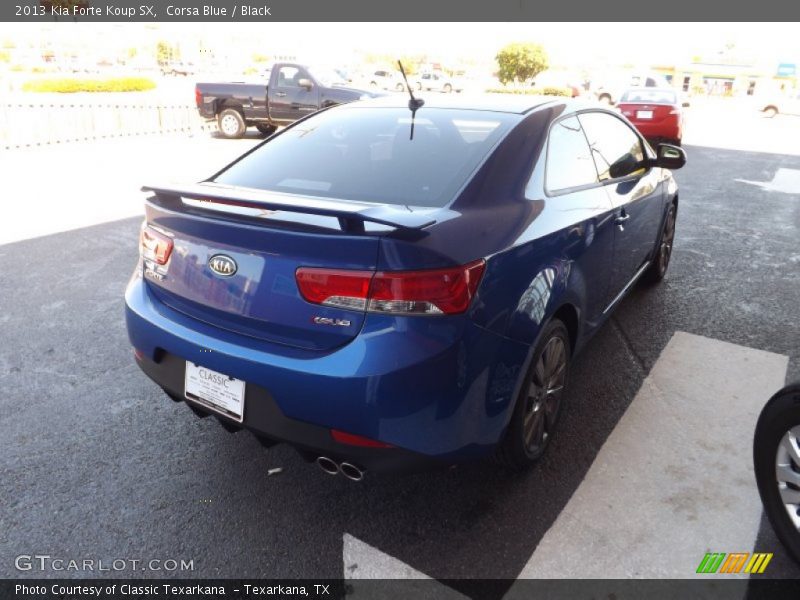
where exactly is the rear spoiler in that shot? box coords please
[141,182,437,233]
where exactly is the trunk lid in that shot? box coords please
[619,103,676,123]
[141,184,435,351]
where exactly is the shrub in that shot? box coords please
[21,77,156,93]
[495,42,549,85]
[539,86,572,97]
[486,86,572,97]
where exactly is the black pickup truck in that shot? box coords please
[195,63,379,139]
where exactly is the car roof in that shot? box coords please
[350,93,575,115]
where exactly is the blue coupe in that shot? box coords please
[125,94,685,479]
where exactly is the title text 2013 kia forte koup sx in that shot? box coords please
[125,95,685,478]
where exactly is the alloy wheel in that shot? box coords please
[658,206,676,275]
[523,335,567,455]
[775,426,800,529]
[221,114,240,136]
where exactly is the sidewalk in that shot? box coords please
[0,132,261,245]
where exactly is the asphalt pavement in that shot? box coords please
[1,130,799,593]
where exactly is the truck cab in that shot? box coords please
[196,62,379,139]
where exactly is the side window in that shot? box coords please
[646,77,657,87]
[276,66,304,88]
[579,112,645,181]
[544,115,599,194]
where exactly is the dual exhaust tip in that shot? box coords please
[316,456,365,481]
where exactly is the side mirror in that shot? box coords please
[297,78,313,91]
[608,152,642,178]
[654,143,686,170]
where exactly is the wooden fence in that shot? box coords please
[0,103,218,149]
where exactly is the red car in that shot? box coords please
[617,88,685,146]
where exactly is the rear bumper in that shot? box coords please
[631,119,682,141]
[125,277,529,472]
[135,351,432,473]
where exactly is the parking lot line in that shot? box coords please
[343,533,468,598]
[512,331,788,580]
[736,167,800,194]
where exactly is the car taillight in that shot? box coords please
[669,108,681,115]
[295,268,373,310]
[295,259,485,316]
[194,86,202,107]
[139,224,173,265]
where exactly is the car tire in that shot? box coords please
[217,108,246,139]
[395,83,405,92]
[443,83,453,93]
[255,123,277,137]
[370,81,378,89]
[496,319,570,471]
[643,202,677,284]
[754,383,800,566]
[416,82,422,91]
[598,93,612,105]
[763,106,778,118]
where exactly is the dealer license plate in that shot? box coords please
[184,362,245,422]
[636,110,654,119]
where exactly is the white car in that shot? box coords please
[366,70,406,92]
[594,73,671,105]
[417,72,462,93]
[760,92,800,118]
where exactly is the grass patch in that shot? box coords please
[22,77,157,93]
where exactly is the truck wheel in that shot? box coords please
[255,124,277,137]
[217,108,246,139]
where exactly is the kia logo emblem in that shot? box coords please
[208,254,237,277]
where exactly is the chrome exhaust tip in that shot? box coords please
[339,462,365,482]
[316,456,340,476]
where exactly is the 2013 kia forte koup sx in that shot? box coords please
[126,95,685,479]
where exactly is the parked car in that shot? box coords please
[617,88,686,146]
[594,73,671,105]
[417,71,462,93]
[195,62,380,139]
[127,95,685,478]
[366,69,407,92]
[754,382,800,565]
[162,61,196,77]
[760,91,800,118]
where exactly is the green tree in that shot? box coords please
[495,42,549,86]
[397,56,423,76]
[156,41,173,65]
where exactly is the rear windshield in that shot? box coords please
[213,106,516,207]
[620,89,677,104]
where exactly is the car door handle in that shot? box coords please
[274,92,287,98]
[615,213,630,225]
